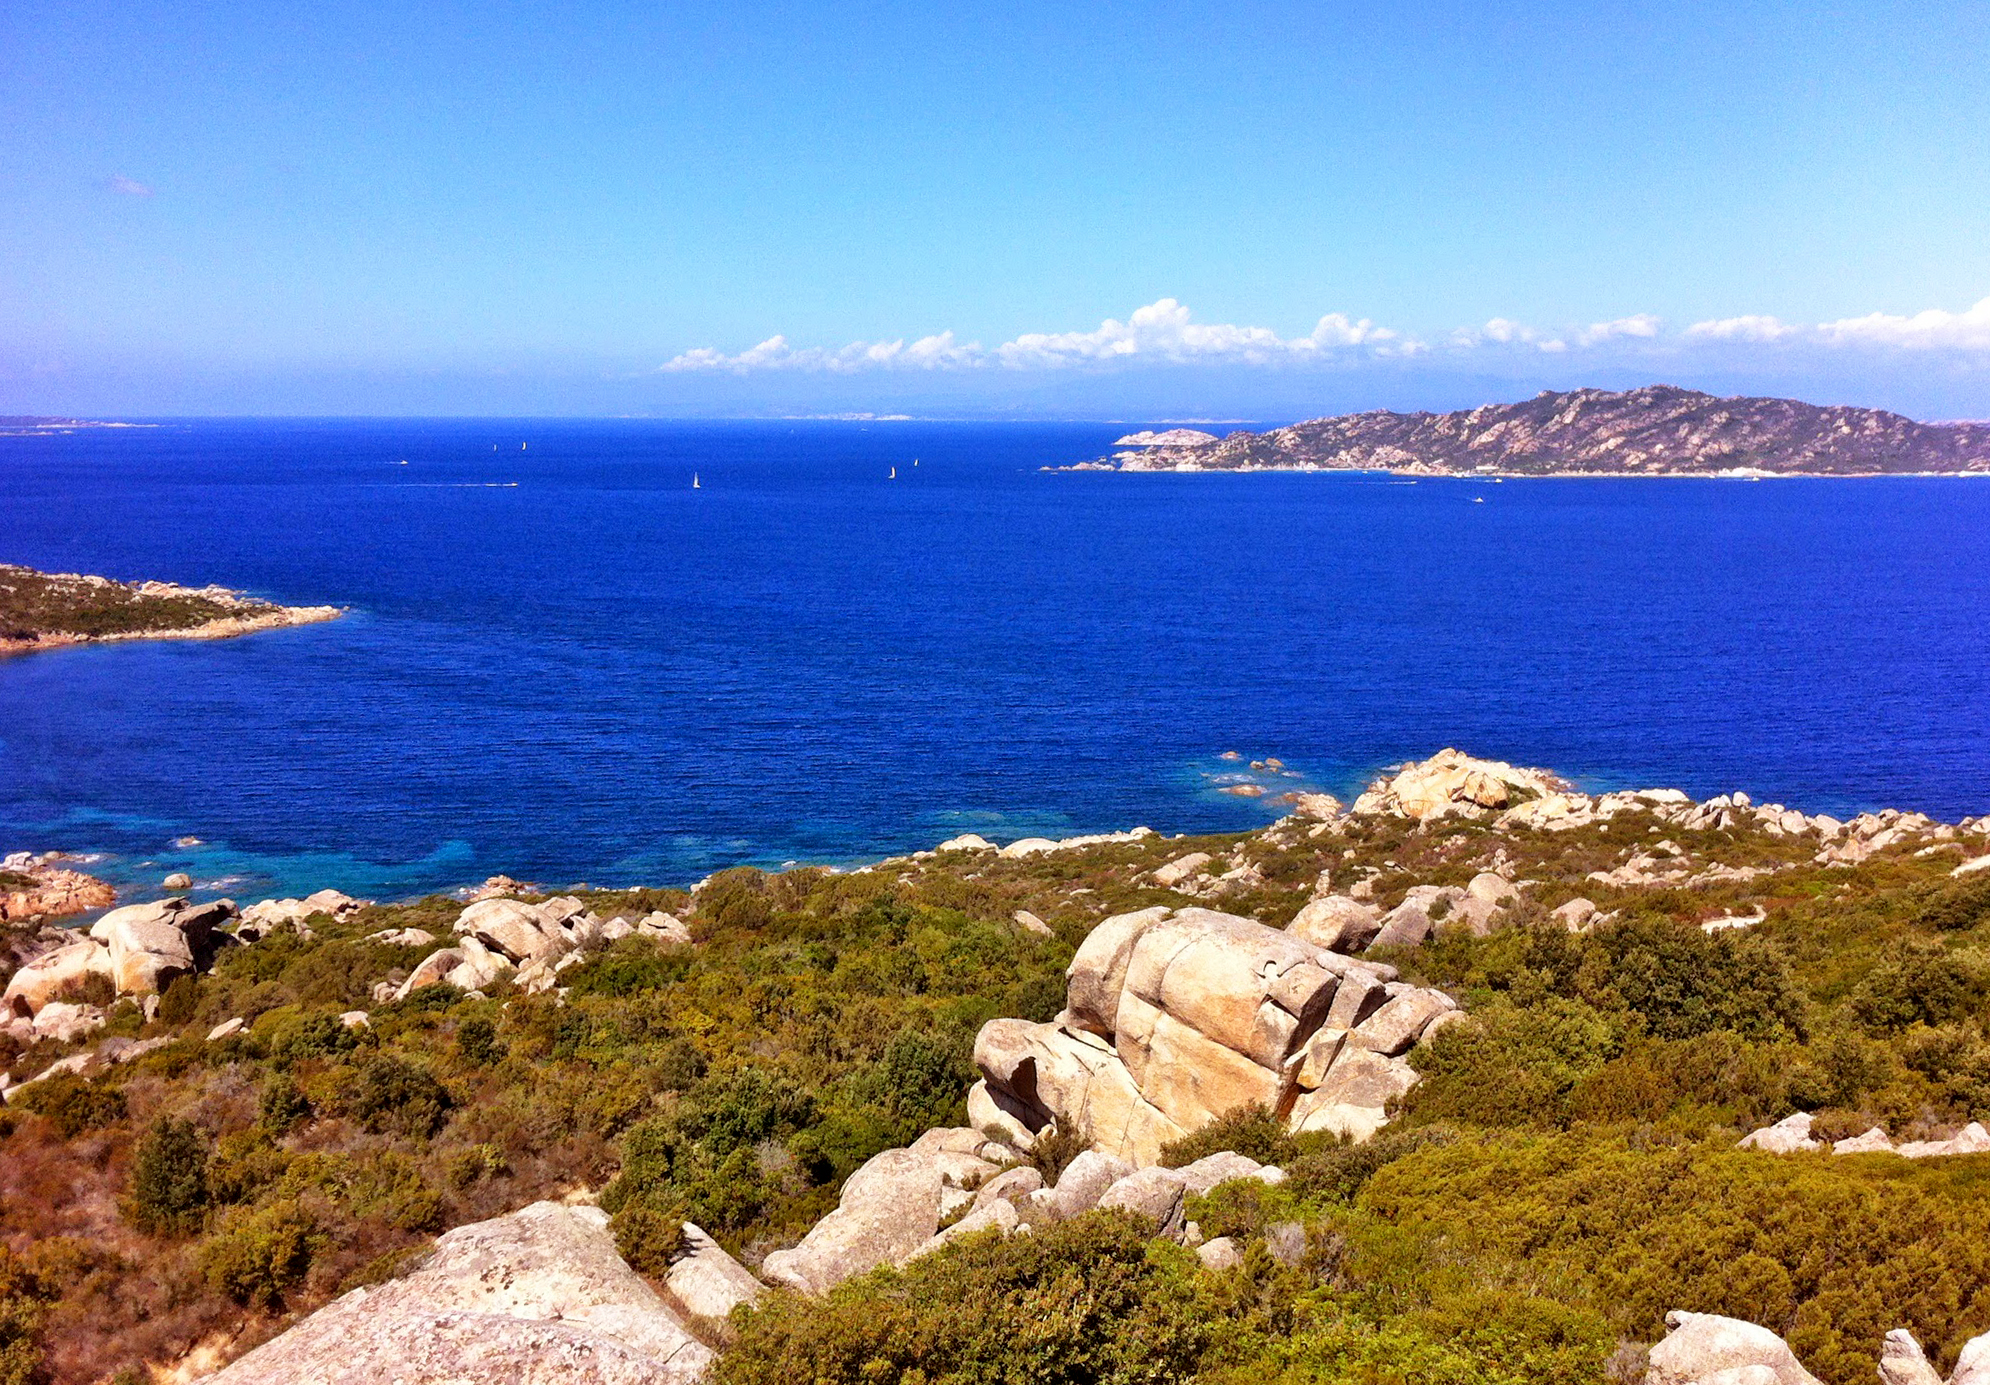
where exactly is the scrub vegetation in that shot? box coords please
[4,800,1990,1383]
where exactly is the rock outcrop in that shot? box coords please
[0,852,115,922]
[4,896,236,1022]
[1349,749,1564,822]
[91,897,230,994]
[1646,1310,1824,1385]
[759,1127,1014,1294]
[758,1128,1293,1299]
[1737,1112,1990,1160]
[237,889,367,940]
[199,1201,712,1384]
[665,1224,763,1320]
[1645,1314,1990,1385]
[971,905,1452,1163]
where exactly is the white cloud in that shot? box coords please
[1816,297,1990,351]
[657,293,1990,375]
[1684,315,1796,342]
[992,298,1395,368]
[106,175,153,198]
[1453,318,1566,352]
[1576,314,1661,346]
[659,299,1399,374]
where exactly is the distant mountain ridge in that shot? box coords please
[1106,385,1990,476]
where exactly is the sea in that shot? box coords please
[3,418,1988,906]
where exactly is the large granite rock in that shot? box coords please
[2,898,239,1014]
[1737,1113,1821,1153]
[2,940,114,1017]
[1953,1330,1990,1385]
[665,1223,763,1320]
[1645,1310,1823,1385]
[198,1201,711,1384]
[1349,749,1564,823]
[89,898,233,995]
[1878,1329,1945,1385]
[1042,1150,1135,1220]
[1096,1167,1187,1239]
[237,889,367,940]
[1286,895,1383,953]
[759,1132,1004,1294]
[975,907,1451,1164]
[455,898,577,965]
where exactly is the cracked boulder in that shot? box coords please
[975,907,1454,1164]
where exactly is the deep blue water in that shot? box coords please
[3,419,1988,904]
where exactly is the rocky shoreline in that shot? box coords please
[0,562,342,657]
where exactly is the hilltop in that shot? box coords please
[1093,386,1990,476]
[4,750,1990,1384]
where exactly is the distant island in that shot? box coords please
[0,417,149,437]
[1075,385,1990,476]
[0,563,341,656]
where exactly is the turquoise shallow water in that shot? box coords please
[3,419,1988,903]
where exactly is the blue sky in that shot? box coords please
[4,0,1989,417]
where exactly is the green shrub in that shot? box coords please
[1405,997,1622,1127]
[157,974,201,1026]
[1284,1127,1453,1204]
[197,1199,325,1310]
[1590,917,1808,1041]
[697,869,774,933]
[258,1074,313,1132]
[396,982,465,1013]
[50,972,116,1008]
[1917,877,1990,933]
[865,1027,970,1129]
[1209,1295,1614,1385]
[1161,1104,1298,1168]
[716,1212,1223,1385]
[1356,1128,1990,1385]
[12,1073,126,1137]
[0,1246,51,1385]
[565,939,692,998]
[1850,943,1990,1032]
[610,1201,684,1277]
[345,1058,453,1138]
[455,1014,503,1066]
[257,1008,361,1067]
[1024,1123,1086,1186]
[679,1067,815,1156]
[123,1118,209,1235]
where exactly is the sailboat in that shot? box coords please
[890,466,897,480]
[692,473,701,489]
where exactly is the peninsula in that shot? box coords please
[0,563,342,656]
[1082,385,1990,476]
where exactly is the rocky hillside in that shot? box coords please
[5,750,1990,1384]
[0,563,341,656]
[1099,385,1990,476]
